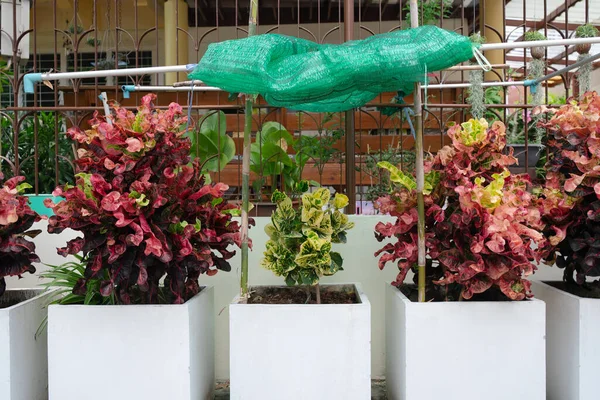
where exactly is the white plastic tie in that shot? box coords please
[472,46,493,72]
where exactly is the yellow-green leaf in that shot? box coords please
[377,161,416,190]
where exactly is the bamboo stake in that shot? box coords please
[240,0,259,299]
[410,0,426,303]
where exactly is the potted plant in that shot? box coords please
[43,94,243,400]
[229,188,370,399]
[532,92,600,400]
[574,24,598,55]
[375,118,546,400]
[525,31,547,60]
[0,174,50,400]
[506,107,548,170]
[0,112,73,216]
[250,121,311,216]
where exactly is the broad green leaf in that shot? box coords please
[192,111,235,173]
[377,161,416,190]
[199,111,227,137]
[260,121,294,146]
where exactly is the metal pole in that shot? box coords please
[480,36,600,51]
[23,64,198,93]
[240,0,259,300]
[121,84,222,98]
[424,81,526,90]
[344,0,356,214]
[122,85,221,92]
[426,51,600,90]
[409,0,426,303]
[526,50,600,87]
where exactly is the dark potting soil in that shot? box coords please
[546,281,600,299]
[0,290,39,309]
[0,298,21,309]
[247,285,359,304]
[399,284,518,302]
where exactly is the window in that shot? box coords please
[67,51,153,86]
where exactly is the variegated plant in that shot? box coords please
[262,187,354,301]
[374,118,547,301]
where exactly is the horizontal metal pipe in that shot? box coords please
[480,36,600,51]
[23,64,198,93]
[444,64,510,71]
[5,104,243,111]
[527,51,600,86]
[424,81,524,90]
[122,85,222,92]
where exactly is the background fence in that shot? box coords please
[0,0,598,213]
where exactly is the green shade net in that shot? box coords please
[189,25,475,112]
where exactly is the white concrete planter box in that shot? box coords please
[0,289,50,400]
[48,286,214,400]
[229,283,371,400]
[386,285,546,400]
[532,281,600,400]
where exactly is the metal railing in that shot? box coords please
[0,0,596,214]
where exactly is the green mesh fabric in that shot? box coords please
[189,25,474,112]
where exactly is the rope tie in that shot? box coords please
[472,46,493,72]
[403,107,416,140]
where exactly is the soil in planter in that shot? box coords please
[0,290,39,309]
[546,281,600,299]
[399,284,518,302]
[248,285,359,304]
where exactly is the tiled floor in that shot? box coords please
[214,380,387,399]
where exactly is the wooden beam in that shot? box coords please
[505,19,599,32]
[511,0,582,43]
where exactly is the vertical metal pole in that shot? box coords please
[240,0,259,299]
[409,0,426,303]
[344,0,356,214]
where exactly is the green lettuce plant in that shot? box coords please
[261,187,354,303]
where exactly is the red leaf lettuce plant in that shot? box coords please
[374,118,546,301]
[0,174,41,297]
[538,92,600,289]
[45,94,245,304]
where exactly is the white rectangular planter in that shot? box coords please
[386,285,546,400]
[230,283,371,400]
[48,286,214,400]
[532,281,600,400]
[0,289,50,400]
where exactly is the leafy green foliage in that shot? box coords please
[0,59,13,94]
[575,24,599,38]
[360,145,415,203]
[188,110,236,173]
[1,112,74,194]
[524,31,547,41]
[262,188,354,286]
[404,0,453,26]
[294,113,344,179]
[35,255,115,338]
[250,120,322,197]
[40,255,115,306]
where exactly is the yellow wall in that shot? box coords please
[30,0,464,76]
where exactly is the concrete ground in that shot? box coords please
[214,379,387,399]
